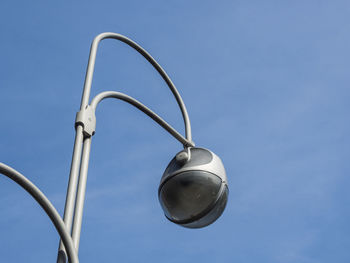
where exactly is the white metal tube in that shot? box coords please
[91,91,195,147]
[71,137,92,250]
[0,163,79,263]
[57,125,84,262]
[80,32,193,143]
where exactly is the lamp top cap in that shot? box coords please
[160,147,227,186]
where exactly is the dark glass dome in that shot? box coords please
[159,170,228,228]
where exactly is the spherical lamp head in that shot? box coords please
[158,147,228,228]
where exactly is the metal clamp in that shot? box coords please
[75,105,96,137]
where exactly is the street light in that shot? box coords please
[159,147,228,228]
[0,32,228,262]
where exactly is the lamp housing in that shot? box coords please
[158,147,228,228]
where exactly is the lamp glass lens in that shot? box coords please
[159,171,222,222]
[182,185,228,228]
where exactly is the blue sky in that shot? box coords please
[0,0,350,262]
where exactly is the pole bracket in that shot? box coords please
[75,105,96,137]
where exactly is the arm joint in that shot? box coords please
[75,105,96,137]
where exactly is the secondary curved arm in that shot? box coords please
[0,163,79,263]
[90,91,195,148]
[80,32,193,143]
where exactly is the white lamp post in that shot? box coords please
[0,32,229,263]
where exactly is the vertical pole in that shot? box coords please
[56,126,84,263]
[71,137,92,250]
[56,35,100,263]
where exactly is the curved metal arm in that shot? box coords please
[0,163,79,263]
[80,32,193,143]
[90,91,195,147]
